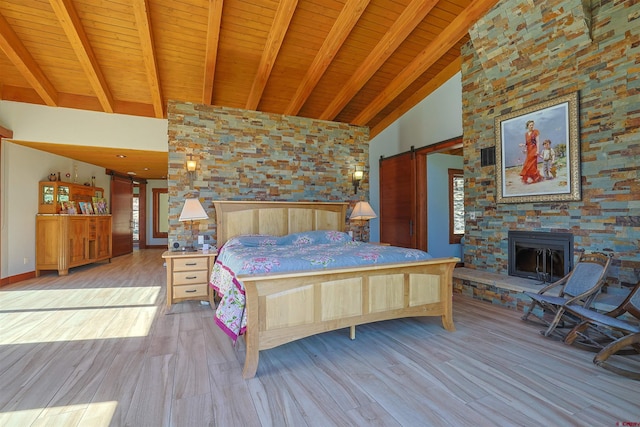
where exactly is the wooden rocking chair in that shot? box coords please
[564,281,640,380]
[521,252,611,338]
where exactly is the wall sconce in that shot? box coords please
[186,154,197,186]
[352,168,364,194]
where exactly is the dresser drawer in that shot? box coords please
[173,283,208,299]
[173,257,208,271]
[173,269,209,285]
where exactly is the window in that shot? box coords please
[133,195,139,242]
[449,169,464,244]
[133,185,140,243]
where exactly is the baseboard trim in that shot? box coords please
[0,270,36,287]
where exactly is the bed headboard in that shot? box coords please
[214,201,349,247]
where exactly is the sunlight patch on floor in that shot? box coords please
[0,306,158,344]
[0,286,161,309]
[0,287,161,345]
[0,401,117,427]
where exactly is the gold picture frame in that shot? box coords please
[495,91,581,203]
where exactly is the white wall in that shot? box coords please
[427,153,464,257]
[0,101,168,279]
[398,73,463,151]
[368,72,463,243]
[0,101,167,150]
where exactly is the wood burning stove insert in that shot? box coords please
[508,231,573,283]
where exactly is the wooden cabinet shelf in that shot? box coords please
[39,181,104,214]
[36,214,112,276]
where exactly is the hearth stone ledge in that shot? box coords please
[452,267,621,313]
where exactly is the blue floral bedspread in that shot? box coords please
[209,230,432,341]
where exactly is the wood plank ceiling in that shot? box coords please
[0,0,498,179]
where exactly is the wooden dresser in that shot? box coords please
[162,250,217,309]
[35,214,112,276]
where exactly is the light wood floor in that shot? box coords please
[1,249,638,427]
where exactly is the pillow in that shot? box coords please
[278,230,351,246]
[226,234,278,248]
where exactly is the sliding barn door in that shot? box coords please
[111,175,134,257]
[380,151,417,248]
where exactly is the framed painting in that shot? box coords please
[495,91,580,203]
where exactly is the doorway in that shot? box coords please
[379,137,463,251]
[110,174,134,257]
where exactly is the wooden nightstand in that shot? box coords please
[162,250,217,310]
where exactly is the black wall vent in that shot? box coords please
[480,146,495,167]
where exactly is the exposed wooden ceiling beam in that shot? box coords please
[0,13,58,106]
[319,0,439,121]
[203,0,224,105]
[353,0,499,126]
[132,0,164,118]
[369,57,461,138]
[49,0,115,113]
[245,0,298,111]
[284,0,370,116]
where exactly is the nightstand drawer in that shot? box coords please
[162,250,217,310]
[173,257,209,271]
[173,269,208,285]
[173,283,208,299]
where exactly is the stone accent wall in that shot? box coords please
[167,102,370,247]
[462,0,640,289]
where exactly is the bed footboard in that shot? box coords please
[239,257,458,378]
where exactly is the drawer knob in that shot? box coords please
[186,276,197,280]
[185,289,197,293]
[186,262,197,266]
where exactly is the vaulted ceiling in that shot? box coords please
[0,0,497,179]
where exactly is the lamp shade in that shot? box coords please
[350,201,377,220]
[179,198,208,221]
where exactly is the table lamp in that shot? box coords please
[178,198,208,251]
[350,201,377,241]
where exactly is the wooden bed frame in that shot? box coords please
[213,201,459,378]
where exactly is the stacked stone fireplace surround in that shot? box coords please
[454,0,639,311]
